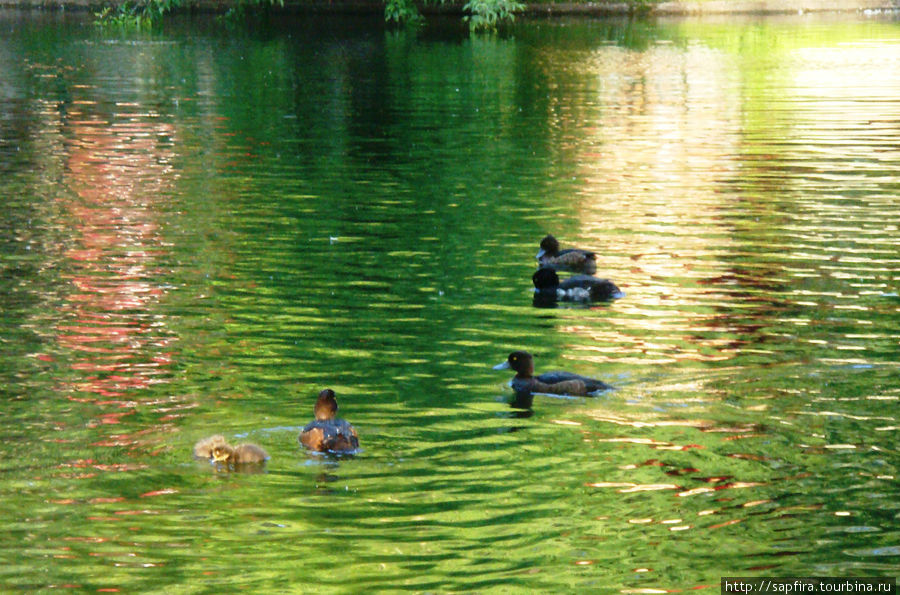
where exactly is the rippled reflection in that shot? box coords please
[0,12,899,593]
[49,98,184,453]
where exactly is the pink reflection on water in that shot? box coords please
[44,102,183,457]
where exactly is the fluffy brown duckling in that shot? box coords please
[493,350,612,398]
[536,234,597,275]
[211,443,269,465]
[194,435,268,467]
[299,389,359,453]
[193,434,227,459]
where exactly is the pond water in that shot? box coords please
[1,9,899,592]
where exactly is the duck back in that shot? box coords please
[539,250,597,275]
[525,371,612,395]
[559,275,624,302]
[300,419,359,453]
[231,443,269,464]
[543,371,611,393]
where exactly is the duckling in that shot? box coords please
[211,442,269,465]
[532,267,624,303]
[299,389,360,453]
[536,234,597,275]
[193,434,227,459]
[493,350,612,397]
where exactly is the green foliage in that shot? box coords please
[383,0,523,30]
[92,0,523,33]
[627,0,658,16]
[223,0,285,22]
[94,0,182,27]
[384,0,425,25]
[463,0,523,30]
[94,0,283,27]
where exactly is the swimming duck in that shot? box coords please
[536,234,597,275]
[299,389,360,453]
[211,442,269,465]
[493,351,612,397]
[532,267,624,303]
[193,434,227,459]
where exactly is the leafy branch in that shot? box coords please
[94,0,183,27]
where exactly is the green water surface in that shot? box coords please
[1,11,899,593]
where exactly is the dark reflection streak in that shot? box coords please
[508,392,534,414]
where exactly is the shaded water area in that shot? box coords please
[2,9,900,591]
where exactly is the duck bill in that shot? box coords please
[493,361,511,370]
[536,249,546,260]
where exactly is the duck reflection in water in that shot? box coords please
[299,389,360,455]
[309,460,345,490]
[493,351,612,402]
[506,391,535,418]
[193,435,269,472]
[532,267,624,308]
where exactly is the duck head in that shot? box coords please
[314,388,338,421]
[532,267,560,292]
[536,234,559,260]
[493,351,535,377]
[211,444,234,463]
